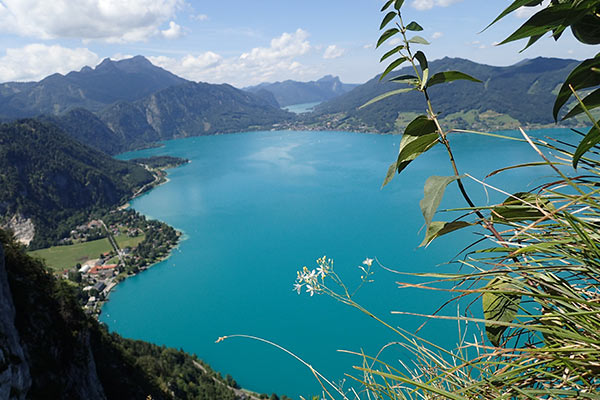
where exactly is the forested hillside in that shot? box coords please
[0,230,243,399]
[100,81,295,142]
[309,57,580,132]
[0,120,154,248]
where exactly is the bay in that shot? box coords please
[283,102,321,114]
[101,128,572,398]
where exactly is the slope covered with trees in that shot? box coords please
[0,119,154,248]
[0,229,242,399]
[100,81,295,143]
[309,57,579,132]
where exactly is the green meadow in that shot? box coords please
[29,234,145,271]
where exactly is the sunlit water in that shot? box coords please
[283,102,321,113]
[101,128,573,398]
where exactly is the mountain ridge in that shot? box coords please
[305,56,582,133]
[245,75,359,106]
[0,56,188,118]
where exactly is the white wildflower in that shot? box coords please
[293,282,303,294]
[363,258,373,267]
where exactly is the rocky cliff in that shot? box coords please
[0,229,243,399]
[0,242,31,400]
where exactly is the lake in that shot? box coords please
[101,128,572,398]
[283,102,321,114]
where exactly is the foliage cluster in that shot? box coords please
[290,0,600,398]
[130,155,190,170]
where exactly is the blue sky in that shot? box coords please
[0,0,594,87]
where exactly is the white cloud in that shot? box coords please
[0,44,99,82]
[149,29,314,86]
[411,0,462,10]
[161,21,183,39]
[515,0,549,19]
[192,14,208,21]
[323,45,345,59]
[363,43,374,49]
[149,52,223,77]
[240,28,310,62]
[0,0,182,42]
[432,31,443,40]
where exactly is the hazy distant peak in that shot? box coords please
[317,75,338,82]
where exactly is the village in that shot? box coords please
[33,208,181,317]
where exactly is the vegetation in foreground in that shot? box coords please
[232,1,600,399]
[0,229,243,399]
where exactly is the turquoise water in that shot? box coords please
[102,129,573,398]
[283,102,321,113]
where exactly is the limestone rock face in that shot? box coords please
[1,215,35,247]
[0,243,32,400]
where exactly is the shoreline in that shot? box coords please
[97,232,183,312]
[89,162,189,317]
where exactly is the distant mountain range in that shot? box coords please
[0,56,187,118]
[0,55,587,157]
[245,75,358,107]
[307,57,583,133]
[0,56,294,154]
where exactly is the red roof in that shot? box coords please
[89,264,118,274]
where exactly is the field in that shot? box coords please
[28,234,145,271]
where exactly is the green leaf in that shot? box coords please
[359,87,413,109]
[491,192,549,223]
[485,0,545,31]
[408,36,430,45]
[395,134,438,174]
[414,51,428,89]
[420,221,471,247]
[406,21,423,31]
[482,277,521,346]
[379,57,408,81]
[554,55,600,120]
[381,115,439,187]
[419,176,458,228]
[573,125,600,169]
[380,45,405,63]
[389,74,418,84]
[426,71,482,89]
[377,28,400,48]
[382,162,398,188]
[499,3,584,46]
[382,133,439,187]
[563,88,600,120]
[380,11,397,30]
[381,0,395,12]
[394,0,405,10]
[404,115,436,137]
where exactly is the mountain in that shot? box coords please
[0,56,188,119]
[100,81,295,144]
[245,75,359,107]
[308,57,580,133]
[0,119,155,248]
[40,108,133,155]
[0,230,248,399]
